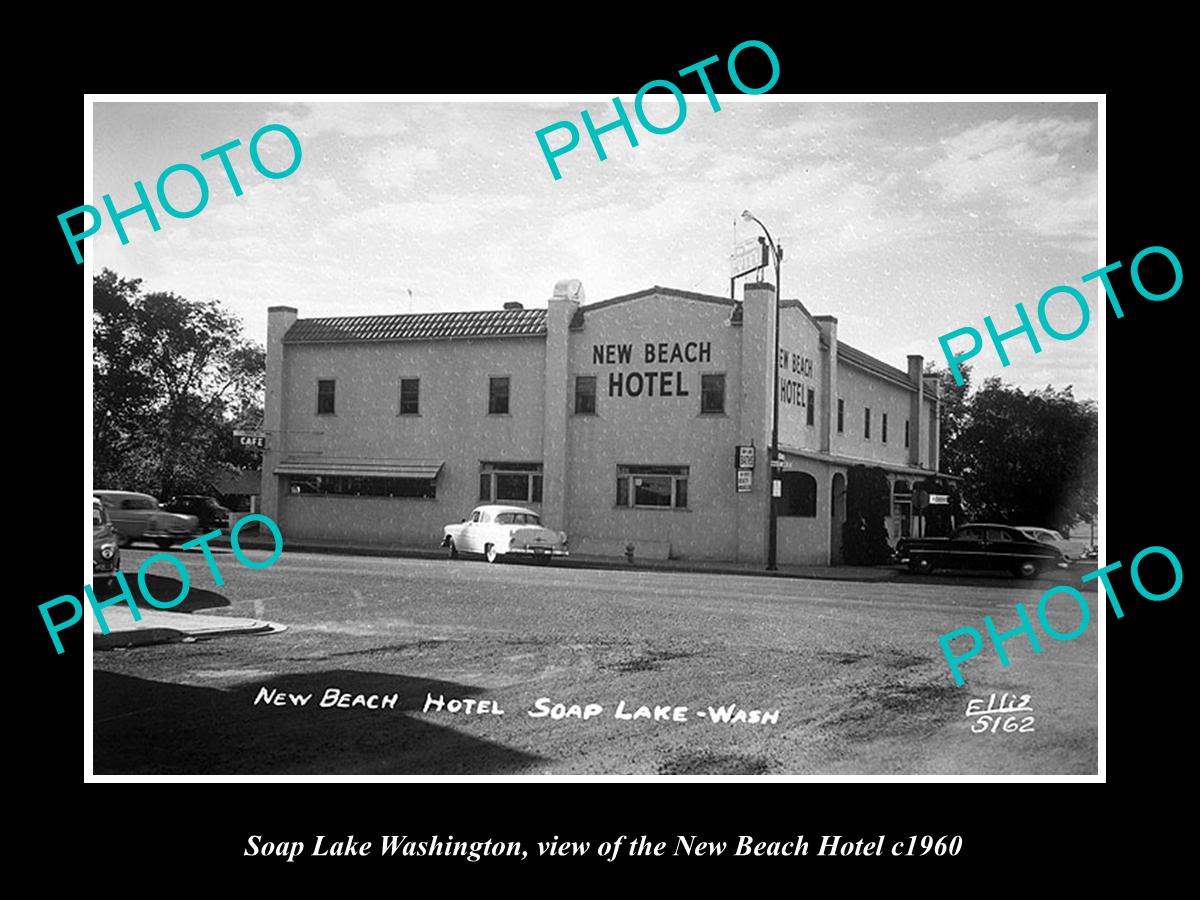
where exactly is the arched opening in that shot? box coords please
[830,472,847,564]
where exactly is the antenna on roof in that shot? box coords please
[406,288,413,314]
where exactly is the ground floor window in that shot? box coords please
[480,461,543,503]
[285,474,436,498]
[616,465,689,509]
[776,471,817,517]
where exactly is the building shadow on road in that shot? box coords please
[93,669,545,775]
[134,574,231,612]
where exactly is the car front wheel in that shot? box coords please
[485,544,499,564]
[1013,559,1041,579]
[155,539,176,550]
[447,539,458,559]
[909,556,934,575]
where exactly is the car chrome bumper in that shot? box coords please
[509,547,569,557]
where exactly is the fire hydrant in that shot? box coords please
[624,542,636,563]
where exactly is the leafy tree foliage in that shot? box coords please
[93,269,265,498]
[926,364,1097,533]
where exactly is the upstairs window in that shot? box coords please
[837,398,844,433]
[488,376,510,415]
[882,412,889,443]
[317,379,336,415]
[574,376,597,415]
[864,407,871,440]
[806,388,815,426]
[700,374,725,414]
[399,378,420,415]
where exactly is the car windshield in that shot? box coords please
[495,512,541,526]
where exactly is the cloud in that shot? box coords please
[923,116,1097,246]
[359,144,440,192]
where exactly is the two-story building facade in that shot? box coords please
[262,279,949,564]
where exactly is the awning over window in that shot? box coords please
[274,458,444,479]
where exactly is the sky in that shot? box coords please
[92,99,1099,398]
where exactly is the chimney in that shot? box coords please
[907,354,926,468]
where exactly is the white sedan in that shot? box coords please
[442,505,569,564]
[1017,526,1093,562]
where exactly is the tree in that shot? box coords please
[952,379,1097,532]
[926,361,971,476]
[93,269,265,498]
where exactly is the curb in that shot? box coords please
[210,534,897,583]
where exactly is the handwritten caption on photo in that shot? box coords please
[937,245,1182,385]
[938,544,1182,685]
[253,689,780,725]
[244,833,963,863]
[41,513,284,654]
[59,123,302,264]
[535,39,780,181]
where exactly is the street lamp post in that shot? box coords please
[741,210,783,571]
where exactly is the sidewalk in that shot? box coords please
[93,607,286,650]
[211,532,897,583]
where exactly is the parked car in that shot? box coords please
[442,505,569,564]
[93,490,200,549]
[1015,526,1092,562]
[162,494,231,530]
[896,523,1067,578]
[93,498,121,590]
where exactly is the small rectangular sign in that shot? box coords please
[736,445,755,469]
[772,479,782,498]
[928,493,950,505]
[737,469,753,493]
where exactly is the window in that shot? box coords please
[284,474,436,499]
[837,398,844,433]
[399,378,420,415]
[776,472,817,517]
[864,407,871,440]
[616,465,689,509]
[479,461,543,503]
[488,376,510,415]
[700,373,725,414]
[987,528,1014,543]
[806,388,815,426]
[882,412,888,443]
[905,419,910,448]
[495,511,542,526]
[317,379,336,415]
[574,376,597,415]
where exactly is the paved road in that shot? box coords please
[92,546,1098,775]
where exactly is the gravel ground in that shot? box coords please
[92,546,1098,775]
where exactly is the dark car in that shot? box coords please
[896,523,1068,578]
[162,495,231,530]
[93,498,121,590]
[94,490,201,549]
